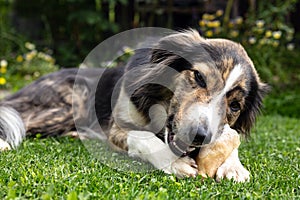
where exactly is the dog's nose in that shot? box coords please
[192,126,208,144]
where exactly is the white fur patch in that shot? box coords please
[0,138,11,150]
[0,106,26,149]
[224,64,243,93]
[216,148,250,182]
[127,130,198,177]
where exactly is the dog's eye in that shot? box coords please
[230,101,241,112]
[194,71,206,88]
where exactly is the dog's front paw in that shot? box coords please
[167,156,198,178]
[0,138,11,151]
[216,160,250,182]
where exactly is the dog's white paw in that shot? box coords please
[216,158,250,182]
[0,138,11,151]
[167,156,198,178]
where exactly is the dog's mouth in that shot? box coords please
[166,115,202,157]
[167,131,198,157]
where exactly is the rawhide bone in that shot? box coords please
[196,124,240,178]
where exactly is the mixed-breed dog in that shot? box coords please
[0,30,268,182]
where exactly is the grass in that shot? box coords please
[0,115,299,199]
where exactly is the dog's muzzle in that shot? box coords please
[167,125,212,157]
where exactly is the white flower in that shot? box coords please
[255,20,265,28]
[0,60,8,68]
[273,31,282,39]
[25,42,36,50]
[287,43,295,51]
[248,37,256,44]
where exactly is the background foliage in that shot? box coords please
[0,1,299,198]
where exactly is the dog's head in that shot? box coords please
[128,30,268,155]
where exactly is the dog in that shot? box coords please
[0,30,268,182]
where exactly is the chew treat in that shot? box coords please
[196,124,240,178]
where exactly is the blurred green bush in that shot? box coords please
[11,0,127,67]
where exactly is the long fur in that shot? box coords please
[0,30,268,152]
[0,106,25,148]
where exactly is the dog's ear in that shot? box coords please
[150,30,206,72]
[233,80,270,136]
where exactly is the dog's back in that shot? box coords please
[0,66,124,149]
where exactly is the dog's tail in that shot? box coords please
[0,106,25,150]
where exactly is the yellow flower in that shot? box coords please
[0,60,8,68]
[259,38,267,45]
[202,13,215,21]
[16,55,23,62]
[0,77,6,85]
[207,20,220,28]
[216,10,224,17]
[235,17,243,25]
[255,28,264,34]
[265,30,272,38]
[256,20,265,28]
[273,31,282,39]
[199,20,206,27]
[228,21,234,28]
[25,42,36,50]
[229,30,239,38]
[205,30,213,37]
[272,40,279,47]
[0,67,7,74]
[25,50,37,61]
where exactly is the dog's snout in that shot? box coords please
[192,126,208,144]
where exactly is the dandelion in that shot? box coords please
[287,43,295,51]
[16,55,23,62]
[264,30,272,38]
[272,40,279,47]
[207,20,221,28]
[25,42,36,50]
[0,67,7,74]
[205,30,213,37]
[259,38,267,45]
[0,60,8,68]
[255,28,264,34]
[25,50,37,61]
[0,77,6,85]
[216,10,224,17]
[202,13,215,21]
[199,20,206,27]
[248,37,256,44]
[255,20,265,28]
[272,31,282,40]
[235,17,243,25]
[229,30,239,38]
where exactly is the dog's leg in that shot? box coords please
[127,130,198,178]
[216,148,250,182]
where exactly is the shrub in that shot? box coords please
[1,41,58,91]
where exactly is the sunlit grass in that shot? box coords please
[0,115,299,199]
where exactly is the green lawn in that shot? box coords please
[0,115,299,199]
